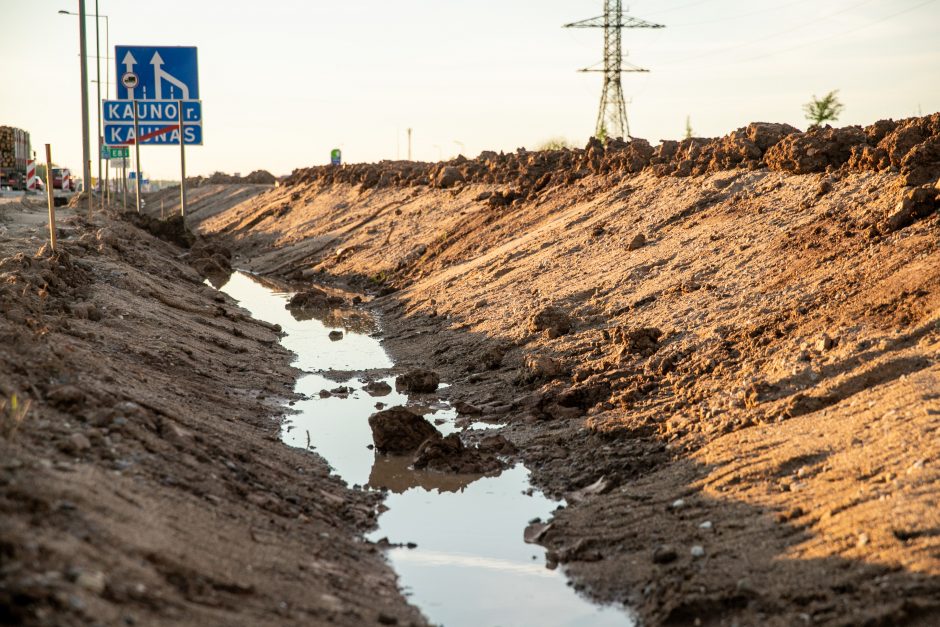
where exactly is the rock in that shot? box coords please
[75,570,107,595]
[48,385,86,409]
[435,166,464,189]
[478,345,507,370]
[652,545,678,564]
[478,434,518,455]
[524,521,553,544]
[368,406,438,454]
[412,432,503,474]
[319,390,332,398]
[691,545,706,558]
[529,306,573,338]
[525,354,567,379]
[453,401,482,415]
[816,333,835,352]
[395,369,440,394]
[627,233,646,250]
[287,288,330,309]
[613,326,663,357]
[363,380,393,396]
[67,432,92,452]
[817,177,833,196]
[328,330,344,341]
[329,386,351,396]
[883,185,938,232]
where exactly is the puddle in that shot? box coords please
[219,271,634,627]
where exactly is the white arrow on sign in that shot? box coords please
[151,51,190,100]
[122,50,137,99]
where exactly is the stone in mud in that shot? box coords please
[363,380,393,396]
[411,432,503,474]
[453,401,482,415]
[652,545,678,564]
[328,330,344,341]
[627,233,646,250]
[883,185,938,232]
[395,369,440,393]
[287,288,330,310]
[368,406,439,454]
[478,434,518,455]
[529,306,573,339]
[613,326,663,357]
[478,345,507,370]
[525,354,567,380]
[435,166,464,189]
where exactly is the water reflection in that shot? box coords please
[368,453,485,494]
[219,271,635,627]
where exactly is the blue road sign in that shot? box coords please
[103,100,203,146]
[115,46,198,101]
[104,100,202,124]
[104,123,203,147]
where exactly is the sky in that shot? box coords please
[1,0,938,181]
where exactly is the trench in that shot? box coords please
[219,271,634,627]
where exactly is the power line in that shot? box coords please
[564,1,664,139]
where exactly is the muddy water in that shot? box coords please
[220,272,634,627]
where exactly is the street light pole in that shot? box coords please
[78,0,91,214]
[95,0,102,210]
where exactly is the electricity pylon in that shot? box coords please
[564,1,663,139]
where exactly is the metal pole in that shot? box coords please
[78,0,91,215]
[407,128,412,160]
[122,157,126,210]
[104,15,110,206]
[133,100,142,213]
[95,0,102,211]
[45,144,57,252]
[178,100,187,218]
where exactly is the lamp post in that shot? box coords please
[59,6,108,209]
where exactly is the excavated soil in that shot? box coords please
[0,198,424,626]
[3,113,939,627]
[192,116,940,626]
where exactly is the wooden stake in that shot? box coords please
[44,144,57,252]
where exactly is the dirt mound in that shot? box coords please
[124,212,195,248]
[189,170,279,187]
[199,112,940,627]
[281,114,940,204]
[0,205,423,626]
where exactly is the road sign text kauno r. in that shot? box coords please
[103,99,203,146]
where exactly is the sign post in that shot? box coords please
[111,45,201,218]
[133,100,142,213]
[178,99,187,217]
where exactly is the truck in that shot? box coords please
[0,126,31,190]
[51,168,76,192]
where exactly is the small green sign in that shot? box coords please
[109,147,130,159]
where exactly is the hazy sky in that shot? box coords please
[2,1,938,180]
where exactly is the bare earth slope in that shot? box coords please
[0,199,424,626]
[199,116,940,626]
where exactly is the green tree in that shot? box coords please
[803,90,844,127]
[684,115,693,139]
